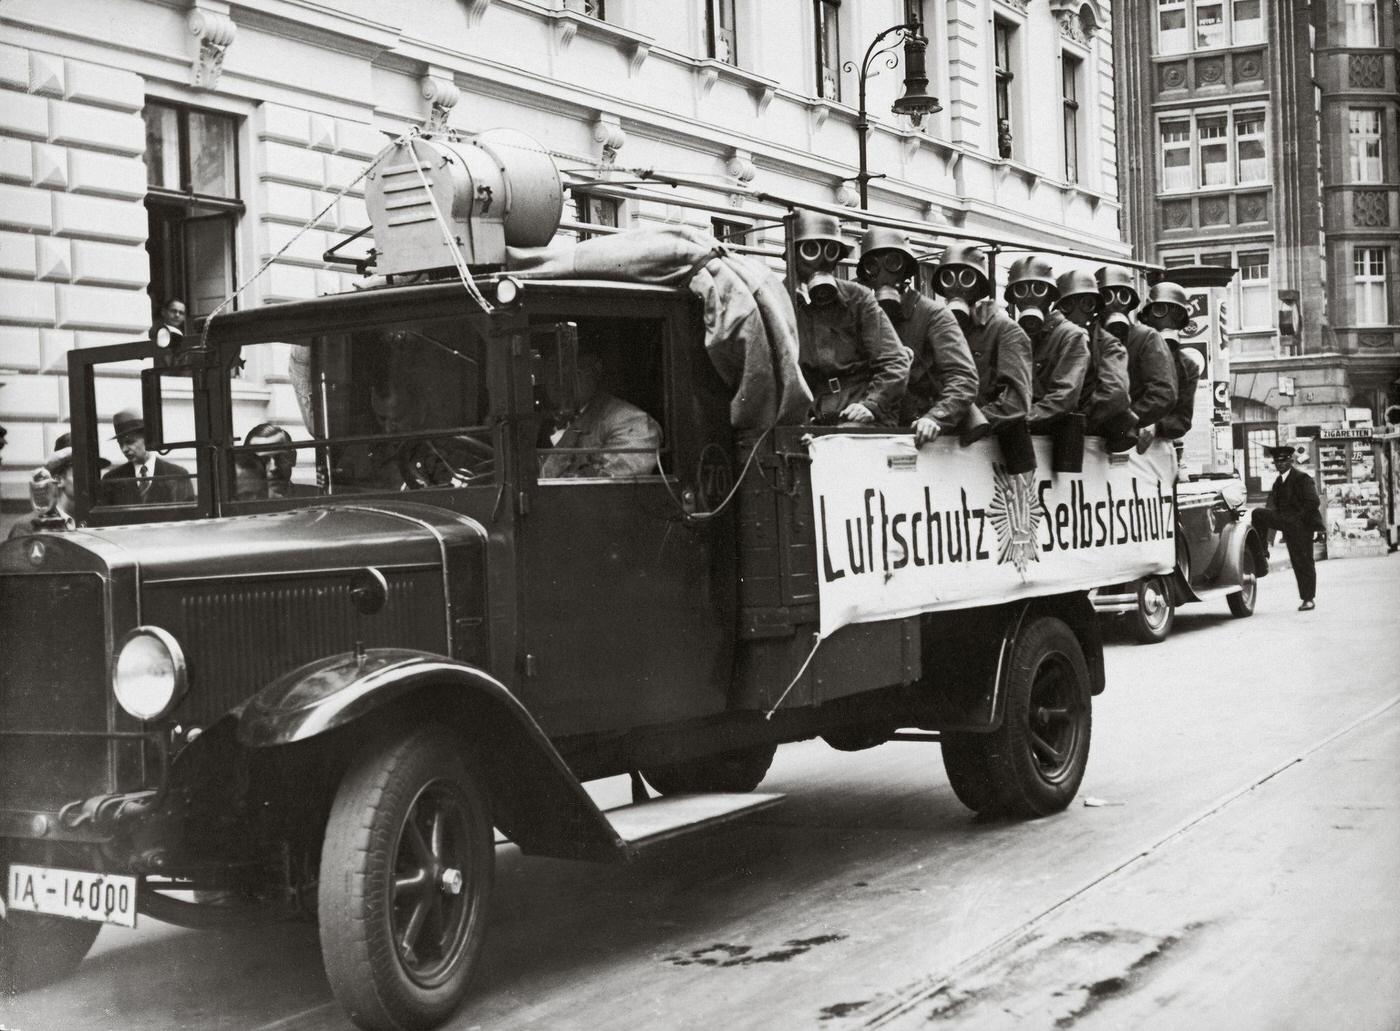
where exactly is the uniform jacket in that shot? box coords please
[1122,322,1177,427]
[1155,344,1197,441]
[1027,310,1090,428]
[540,393,662,479]
[964,299,1032,427]
[795,278,910,425]
[101,456,194,505]
[1265,468,1325,534]
[891,289,979,429]
[1080,324,1133,425]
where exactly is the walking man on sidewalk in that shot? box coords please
[1251,446,1326,610]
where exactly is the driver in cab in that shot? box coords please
[539,344,661,479]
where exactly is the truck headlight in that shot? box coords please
[112,627,188,721]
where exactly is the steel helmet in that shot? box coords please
[1095,265,1141,310]
[1004,255,1058,305]
[933,241,990,301]
[1146,281,1191,314]
[792,211,851,255]
[857,227,918,281]
[1055,269,1099,303]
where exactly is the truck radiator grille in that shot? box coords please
[155,571,446,727]
[0,573,133,811]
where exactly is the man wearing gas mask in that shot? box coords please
[1007,258,1089,455]
[792,212,910,426]
[857,229,978,446]
[1133,281,1198,452]
[1096,267,1178,435]
[1054,270,1137,453]
[931,243,1033,464]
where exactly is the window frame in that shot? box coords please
[1345,0,1378,46]
[1347,108,1384,184]
[1236,249,1272,330]
[994,17,1016,160]
[1157,107,1269,194]
[1353,246,1389,326]
[1154,0,1266,54]
[1061,52,1082,184]
[706,0,739,65]
[573,195,622,242]
[815,0,842,101]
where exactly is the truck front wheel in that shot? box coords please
[318,728,493,1031]
[1131,575,1174,644]
[0,910,101,994]
[940,616,1092,818]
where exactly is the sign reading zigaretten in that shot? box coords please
[809,435,1178,637]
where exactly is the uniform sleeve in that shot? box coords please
[1085,327,1131,421]
[980,313,1032,424]
[596,406,663,478]
[1155,352,1196,440]
[920,304,979,430]
[1028,324,1089,426]
[1298,473,1325,533]
[1130,326,1178,427]
[854,292,911,420]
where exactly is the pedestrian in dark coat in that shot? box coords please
[101,409,195,505]
[1250,446,1326,609]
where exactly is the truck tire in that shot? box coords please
[318,727,492,1031]
[0,910,101,994]
[1226,547,1258,618]
[1131,575,1174,644]
[642,742,777,796]
[940,616,1092,818]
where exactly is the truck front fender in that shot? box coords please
[1217,517,1265,587]
[235,649,626,862]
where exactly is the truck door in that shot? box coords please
[517,301,736,737]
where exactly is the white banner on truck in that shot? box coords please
[809,435,1178,637]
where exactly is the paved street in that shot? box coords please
[3,554,1397,1031]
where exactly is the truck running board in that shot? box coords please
[604,792,784,852]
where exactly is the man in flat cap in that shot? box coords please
[101,409,194,505]
[1250,446,1325,610]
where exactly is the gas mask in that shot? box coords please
[796,239,846,306]
[1097,285,1139,340]
[933,265,985,329]
[857,250,911,319]
[1139,301,1189,345]
[1006,280,1054,336]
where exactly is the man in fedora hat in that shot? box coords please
[101,409,194,505]
[1250,445,1325,610]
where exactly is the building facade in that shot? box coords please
[0,0,1126,512]
[1114,0,1399,494]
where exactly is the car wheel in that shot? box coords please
[0,910,101,994]
[318,728,493,1031]
[1131,575,1174,644]
[1227,546,1258,618]
[941,616,1093,818]
[642,742,777,795]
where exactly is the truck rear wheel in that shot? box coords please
[940,616,1092,818]
[0,910,101,994]
[318,728,493,1031]
[1131,575,1174,644]
[1227,547,1258,618]
[642,742,777,796]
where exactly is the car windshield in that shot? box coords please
[229,316,493,499]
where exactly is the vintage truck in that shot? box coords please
[0,130,1175,1031]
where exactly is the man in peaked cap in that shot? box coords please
[101,409,195,505]
[791,211,909,426]
[856,228,978,445]
[1251,445,1325,610]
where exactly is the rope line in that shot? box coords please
[764,632,823,720]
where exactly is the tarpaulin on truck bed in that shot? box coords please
[507,225,811,430]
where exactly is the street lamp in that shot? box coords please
[845,21,942,208]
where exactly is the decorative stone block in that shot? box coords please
[263,182,312,223]
[311,191,338,230]
[324,153,367,196]
[0,183,53,231]
[264,262,317,301]
[1158,61,1187,91]
[0,280,57,326]
[63,60,143,112]
[262,141,325,188]
[71,240,150,288]
[338,193,369,231]
[35,236,71,281]
[0,327,43,370]
[0,91,49,141]
[1237,192,1268,224]
[51,193,146,243]
[336,120,385,160]
[47,100,144,155]
[308,115,337,153]
[54,283,150,332]
[0,138,32,183]
[1162,199,1192,230]
[1349,54,1384,89]
[260,104,310,145]
[0,45,28,90]
[32,144,68,190]
[28,52,65,97]
[1195,57,1225,88]
[1353,191,1390,227]
[67,150,146,199]
[1233,51,1264,83]
[1358,333,1390,349]
[261,223,328,266]
[39,328,75,373]
[0,231,36,277]
[1200,197,1229,225]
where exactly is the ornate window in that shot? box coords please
[1062,53,1081,184]
[1345,0,1378,46]
[1354,247,1389,326]
[707,0,739,65]
[142,101,242,324]
[1348,109,1383,183]
[815,0,841,101]
[994,18,1016,160]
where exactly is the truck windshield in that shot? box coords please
[229,315,493,499]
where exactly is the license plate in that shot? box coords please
[7,864,138,928]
